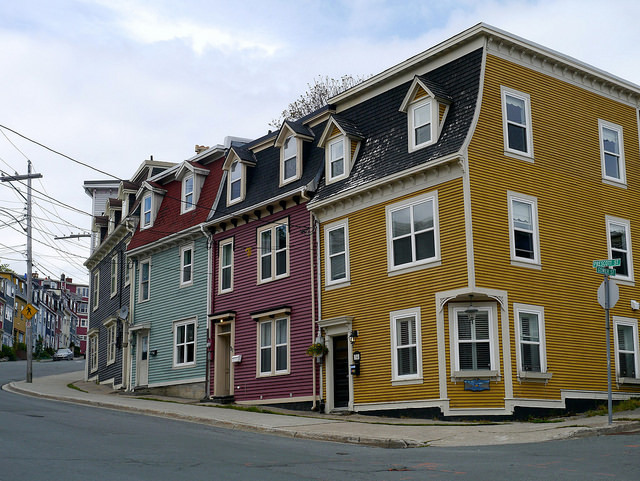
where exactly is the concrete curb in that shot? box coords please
[3,381,414,448]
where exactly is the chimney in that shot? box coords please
[195,145,209,154]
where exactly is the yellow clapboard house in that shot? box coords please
[307,24,640,416]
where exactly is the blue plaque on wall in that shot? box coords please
[464,379,490,391]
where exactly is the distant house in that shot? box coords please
[308,24,640,416]
[207,122,324,407]
[126,145,225,399]
[84,160,173,388]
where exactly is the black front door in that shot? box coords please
[333,335,349,408]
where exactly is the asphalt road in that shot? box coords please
[1,360,639,480]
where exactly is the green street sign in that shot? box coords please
[592,259,621,268]
[596,266,616,276]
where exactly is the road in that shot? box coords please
[1,360,639,480]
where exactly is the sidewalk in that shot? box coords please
[4,370,640,448]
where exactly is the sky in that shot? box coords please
[1,0,639,284]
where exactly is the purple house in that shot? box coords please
[207,117,327,408]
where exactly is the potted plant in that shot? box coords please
[306,342,328,358]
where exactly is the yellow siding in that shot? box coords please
[350,140,357,160]
[414,86,428,101]
[439,103,447,124]
[469,54,640,401]
[331,126,341,138]
[321,178,468,404]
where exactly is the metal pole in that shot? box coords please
[26,160,33,383]
[604,274,612,425]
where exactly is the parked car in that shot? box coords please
[53,348,74,361]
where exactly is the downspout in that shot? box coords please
[201,223,214,400]
[129,258,138,392]
[302,188,317,411]
[314,213,323,408]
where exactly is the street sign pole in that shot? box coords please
[604,274,612,425]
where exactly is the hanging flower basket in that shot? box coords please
[306,342,329,358]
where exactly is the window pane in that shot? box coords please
[330,139,344,161]
[514,231,534,258]
[284,156,296,179]
[261,348,271,373]
[186,324,194,342]
[506,95,525,124]
[392,207,411,237]
[177,345,184,363]
[230,180,241,200]
[177,325,185,344]
[602,127,619,154]
[276,251,287,276]
[331,158,344,178]
[618,324,634,350]
[276,345,287,371]
[260,323,271,348]
[610,224,627,250]
[393,237,412,266]
[457,315,472,340]
[222,244,232,265]
[512,201,532,230]
[522,343,541,372]
[329,228,345,255]
[475,342,491,370]
[330,255,346,280]
[276,226,287,250]
[276,319,287,344]
[413,201,434,231]
[413,102,431,127]
[474,313,490,340]
[261,230,272,253]
[186,343,194,363]
[222,267,231,290]
[520,313,539,342]
[507,124,527,152]
[397,346,417,376]
[283,136,296,159]
[415,231,435,261]
[261,256,272,279]
[604,153,620,179]
[619,353,636,377]
[415,124,431,145]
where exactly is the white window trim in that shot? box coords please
[326,136,348,184]
[142,193,153,229]
[613,317,640,383]
[173,318,197,368]
[89,334,98,373]
[124,258,131,287]
[408,97,436,152]
[181,174,195,213]
[92,270,99,311]
[280,135,302,186]
[227,161,245,206]
[256,316,290,377]
[385,190,440,274]
[501,86,534,161]
[390,307,423,384]
[507,191,541,269]
[606,215,634,283]
[599,119,626,186]
[180,244,194,287]
[256,220,290,284]
[110,255,118,298]
[514,303,551,380]
[449,302,500,379]
[324,219,350,287]
[218,238,234,294]
[104,318,117,366]
[138,259,151,303]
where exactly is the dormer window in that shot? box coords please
[183,175,194,212]
[282,136,297,182]
[318,115,363,186]
[328,137,345,180]
[142,193,152,228]
[410,99,432,148]
[400,76,451,153]
[229,161,242,202]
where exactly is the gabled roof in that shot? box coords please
[223,145,257,170]
[399,76,452,112]
[274,120,315,147]
[318,114,365,146]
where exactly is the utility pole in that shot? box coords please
[1,161,42,383]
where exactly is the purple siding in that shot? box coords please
[210,203,318,403]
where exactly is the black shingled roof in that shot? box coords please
[311,48,482,203]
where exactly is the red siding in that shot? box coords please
[210,203,318,403]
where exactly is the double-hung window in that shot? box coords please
[325,220,349,285]
[105,320,117,365]
[174,320,196,366]
[614,318,639,381]
[607,216,633,281]
[450,303,498,377]
[258,221,289,283]
[386,192,439,271]
[599,120,625,185]
[258,317,288,376]
[501,87,533,159]
[390,307,422,383]
[110,255,118,297]
[229,161,242,203]
[142,193,152,228]
[508,192,540,267]
[139,260,150,302]
[514,304,550,378]
[409,99,433,151]
[219,238,234,293]
[180,245,193,286]
[89,334,98,373]
[182,175,195,212]
[282,135,297,183]
[92,270,99,311]
[328,137,346,182]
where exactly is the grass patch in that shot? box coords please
[137,397,185,405]
[67,383,88,393]
[585,398,640,417]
